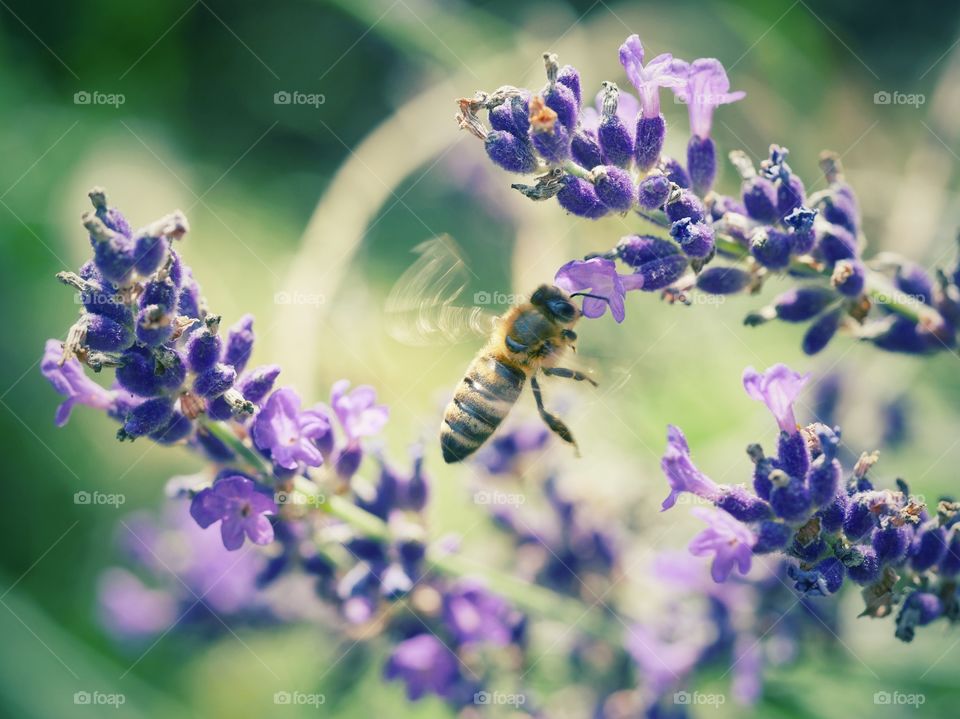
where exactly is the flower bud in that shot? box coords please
[223,314,255,372]
[742,177,779,223]
[119,396,174,439]
[896,591,943,641]
[557,65,581,106]
[532,121,572,163]
[177,269,202,319]
[489,95,529,137]
[750,227,792,269]
[85,313,135,352]
[542,82,578,131]
[687,135,716,196]
[485,130,538,173]
[557,176,607,218]
[117,345,180,396]
[634,115,666,172]
[133,234,169,276]
[661,156,690,188]
[777,174,806,217]
[670,218,714,258]
[818,492,847,532]
[593,166,635,212]
[808,455,841,507]
[832,259,865,297]
[752,521,791,553]
[335,444,364,480]
[816,223,857,265]
[186,321,223,372]
[845,545,880,584]
[791,557,844,595]
[637,174,670,209]
[85,213,135,284]
[238,364,282,404]
[774,286,835,322]
[910,525,948,572]
[770,476,811,521]
[149,412,193,444]
[193,363,236,398]
[715,485,772,521]
[872,523,912,564]
[597,83,633,168]
[571,130,602,169]
[802,309,841,355]
[895,263,934,305]
[88,187,131,237]
[777,430,809,478]
[665,190,705,224]
[843,496,875,540]
[696,266,751,295]
[135,305,174,347]
[938,532,960,576]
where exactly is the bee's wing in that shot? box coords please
[385,236,499,346]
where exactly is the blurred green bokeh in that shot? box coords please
[2,0,960,716]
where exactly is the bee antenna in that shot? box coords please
[569,292,608,303]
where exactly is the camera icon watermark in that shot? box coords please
[474,490,525,507]
[274,290,325,308]
[73,691,126,708]
[74,90,125,108]
[273,90,326,108]
[274,491,326,507]
[673,691,725,707]
[873,90,925,108]
[74,490,126,508]
[273,690,326,707]
[474,690,526,706]
[873,690,925,707]
[473,290,525,306]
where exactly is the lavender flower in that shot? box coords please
[689,507,756,581]
[660,425,720,509]
[189,475,277,550]
[554,257,632,322]
[742,364,809,434]
[252,387,331,470]
[383,634,465,702]
[41,339,115,426]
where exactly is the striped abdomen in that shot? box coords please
[440,353,526,463]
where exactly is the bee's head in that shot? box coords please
[531,284,578,323]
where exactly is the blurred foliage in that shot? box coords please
[1,0,960,716]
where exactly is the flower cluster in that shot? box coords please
[662,363,959,642]
[457,37,960,357]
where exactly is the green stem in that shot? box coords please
[198,420,623,642]
[562,161,593,180]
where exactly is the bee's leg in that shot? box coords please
[530,375,580,456]
[543,367,598,387]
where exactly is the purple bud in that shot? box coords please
[238,364,281,404]
[896,591,943,641]
[661,156,690,188]
[616,235,687,291]
[753,521,791,553]
[784,206,817,233]
[556,65,582,106]
[846,546,880,584]
[774,286,836,322]
[489,96,529,137]
[818,492,848,532]
[872,523,912,564]
[808,456,841,507]
[594,166,635,211]
[543,83,578,131]
[186,325,222,372]
[832,259,865,297]
[742,177,779,223]
[750,227,792,269]
[817,223,858,265]
[895,263,934,305]
[634,115,666,172]
[85,313,135,352]
[117,346,184,397]
[777,174,806,216]
[88,223,136,285]
[485,130,538,173]
[687,135,716,196]
[752,456,778,500]
[177,270,202,319]
[665,190,705,224]
[791,557,844,596]
[843,497,875,540]
[873,316,941,355]
[120,397,174,439]
[819,192,859,235]
[939,532,960,576]
[132,234,169,276]
[670,218,714,258]
[802,309,842,356]
[770,477,811,521]
[696,266,751,294]
[777,430,809,479]
[790,228,816,255]
[140,276,178,311]
[149,412,193,444]
[206,395,234,421]
[88,188,131,237]
[193,363,236,398]
[910,525,948,572]
[134,305,174,347]
[715,486,772,522]
[791,535,826,563]
[637,174,670,209]
[335,444,363,481]
[571,130,602,169]
[531,122,572,163]
[223,314,255,372]
[557,175,607,218]
[598,116,633,168]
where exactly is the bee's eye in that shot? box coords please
[547,299,576,321]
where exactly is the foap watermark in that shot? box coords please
[474,691,526,706]
[873,691,926,708]
[74,490,126,507]
[873,90,925,108]
[673,691,725,707]
[73,691,126,708]
[74,90,125,108]
[688,293,727,307]
[474,291,526,306]
[74,291,124,308]
[474,490,525,507]
[274,290,325,308]
[273,690,326,708]
[273,90,326,108]
[274,491,326,507]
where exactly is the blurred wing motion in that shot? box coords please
[386,236,498,346]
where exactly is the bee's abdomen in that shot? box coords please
[441,354,525,463]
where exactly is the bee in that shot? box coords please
[386,237,599,464]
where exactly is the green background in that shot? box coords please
[1,0,959,716]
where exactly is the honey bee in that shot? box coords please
[386,237,599,464]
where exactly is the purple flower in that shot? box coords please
[383,633,463,702]
[252,388,331,469]
[41,339,115,426]
[673,58,745,139]
[688,507,755,582]
[442,580,518,646]
[97,568,177,641]
[554,257,632,322]
[660,425,720,510]
[330,380,389,442]
[625,623,702,696]
[190,475,277,550]
[742,364,810,434]
[618,34,686,118]
[580,88,640,136]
